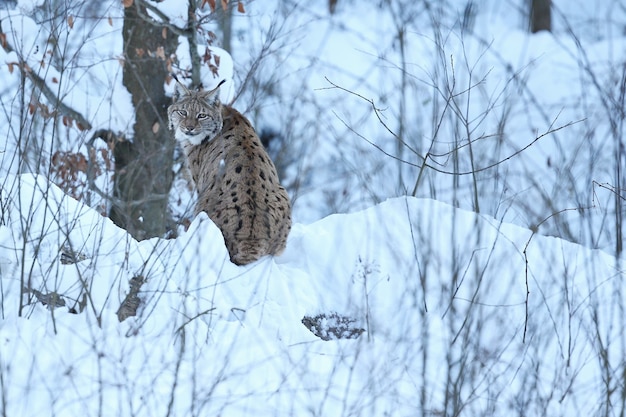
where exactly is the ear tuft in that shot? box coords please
[200,79,227,105]
[171,73,191,101]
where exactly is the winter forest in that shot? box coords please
[1,0,626,415]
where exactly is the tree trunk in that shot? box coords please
[219,3,233,54]
[530,0,551,33]
[113,1,178,240]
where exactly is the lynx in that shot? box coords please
[167,79,292,265]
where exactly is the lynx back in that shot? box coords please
[167,81,292,265]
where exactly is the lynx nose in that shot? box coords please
[183,125,195,133]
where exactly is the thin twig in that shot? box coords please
[324,77,585,176]
[0,19,92,130]
[521,206,591,343]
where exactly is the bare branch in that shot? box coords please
[24,71,93,130]
[0,19,93,130]
[86,129,126,206]
[325,77,585,176]
[593,181,626,202]
[521,205,592,343]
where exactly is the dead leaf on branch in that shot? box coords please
[50,150,91,201]
[203,0,216,12]
[122,0,133,8]
[51,151,88,173]
[202,47,212,64]
[221,0,228,11]
[237,1,245,13]
[99,148,113,170]
[30,289,66,309]
[155,46,165,60]
[117,276,146,322]
[39,103,53,118]
[209,64,219,77]
[67,15,74,29]
[0,32,6,48]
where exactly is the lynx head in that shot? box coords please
[167,79,226,145]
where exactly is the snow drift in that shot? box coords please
[0,174,621,416]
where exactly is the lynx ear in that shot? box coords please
[200,79,227,105]
[171,73,191,101]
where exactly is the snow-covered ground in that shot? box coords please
[2,0,626,415]
[0,174,622,416]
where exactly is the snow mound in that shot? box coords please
[0,174,621,416]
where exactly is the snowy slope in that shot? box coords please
[0,175,621,416]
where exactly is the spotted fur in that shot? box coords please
[168,82,292,265]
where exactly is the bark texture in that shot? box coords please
[113,1,178,240]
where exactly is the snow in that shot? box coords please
[0,174,622,415]
[2,0,626,415]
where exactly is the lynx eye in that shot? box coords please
[197,113,208,119]
[176,110,187,117]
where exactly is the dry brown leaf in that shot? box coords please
[67,15,74,29]
[28,103,36,115]
[40,105,52,118]
[100,148,113,170]
[205,0,216,12]
[52,77,58,83]
[202,47,211,64]
[122,0,133,8]
[7,62,14,74]
[152,122,160,134]
[76,122,87,131]
[62,116,73,127]
[237,1,245,13]
[108,16,113,26]
[161,27,167,39]
[155,46,165,60]
[221,0,228,11]
[214,54,220,67]
[0,33,6,48]
[209,64,218,77]
[76,154,88,172]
